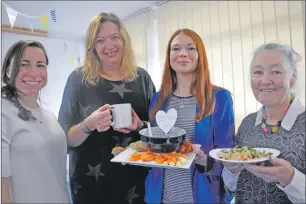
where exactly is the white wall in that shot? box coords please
[1,32,85,117]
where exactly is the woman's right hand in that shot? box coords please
[222,162,244,174]
[84,104,113,132]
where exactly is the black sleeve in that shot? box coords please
[137,67,156,114]
[58,69,82,135]
[145,70,156,110]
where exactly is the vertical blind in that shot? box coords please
[124,1,305,129]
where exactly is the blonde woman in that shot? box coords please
[58,13,155,204]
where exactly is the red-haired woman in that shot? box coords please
[145,29,235,203]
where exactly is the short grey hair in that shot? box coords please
[250,43,302,95]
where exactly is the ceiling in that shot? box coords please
[1,1,161,42]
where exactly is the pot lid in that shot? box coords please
[139,126,186,138]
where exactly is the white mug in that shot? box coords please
[111,103,132,128]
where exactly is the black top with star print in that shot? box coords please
[58,67,156,204]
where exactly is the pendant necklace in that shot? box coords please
[261,96,294,134]
[177,89,185,109]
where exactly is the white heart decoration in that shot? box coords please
[156,108,177,134]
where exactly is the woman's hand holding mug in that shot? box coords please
[115,108,143,134]
[84,104,113,132]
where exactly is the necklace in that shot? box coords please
[261,120,281,133]
[261,96,294,133]
[32,109,43,123]
[11,97,43,123]
[175,89,185,109]
[179,97,184,109]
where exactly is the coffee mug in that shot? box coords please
[111,103,132,128]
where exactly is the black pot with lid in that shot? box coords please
[138,126,186,153]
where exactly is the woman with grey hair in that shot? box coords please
[1,40,70,203]
[222,43,305,203]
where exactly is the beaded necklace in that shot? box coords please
[9,96,42,123]
[261,96,294,133]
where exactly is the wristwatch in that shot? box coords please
[79,120,93,134]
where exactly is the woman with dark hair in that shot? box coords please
[1,40,70,203]
[58,13,155,204]
[145,29,235,203]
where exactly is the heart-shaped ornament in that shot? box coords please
[156,108,177,134]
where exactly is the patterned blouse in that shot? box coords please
[234,98,305,204]
[58,67,155,204]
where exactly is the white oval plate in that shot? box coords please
[209,148,281,164]
[111,144,201,169]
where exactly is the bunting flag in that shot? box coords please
[40,15,48,30]
[6,6,18,28]
[50,9,56,22]
[77,57,81,65]
[71,56,75,65]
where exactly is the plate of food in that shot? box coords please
[111,141,200,169]
[209,146,280,164]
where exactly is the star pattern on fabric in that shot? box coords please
[79,103,92,118]
[109,82,133,99]
[113,135,132,147]
[125,185,140,204]
[67,103,73,116]
[73,182,82,197]
[86,163,104,181]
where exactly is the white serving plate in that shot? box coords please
[209,148,280,164]
[111,144,201,169]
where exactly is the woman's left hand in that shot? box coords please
[193,144,204,157]
[193,144,207,163]
[244,156,295,186]
[114,109,143,134]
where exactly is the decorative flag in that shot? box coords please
[50,9,56,22]
[77,57,81,65]
[6,6,18,29]
[40,15,48,30]
[71,56,75,65]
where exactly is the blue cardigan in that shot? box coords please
[145,86,235,203]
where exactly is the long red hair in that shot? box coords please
[150,29,215,122]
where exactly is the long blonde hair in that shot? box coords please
[83,13,137,85]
